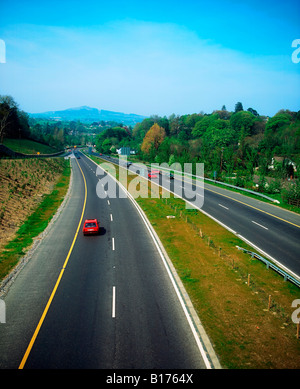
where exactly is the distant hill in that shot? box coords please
[29,106,147,126]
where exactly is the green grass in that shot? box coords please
[3,138,60,155]
[113,153,300,214]
[87,152,300,368]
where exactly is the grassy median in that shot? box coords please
[89,153,300,369]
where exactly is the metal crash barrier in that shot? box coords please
[236,246,300,289]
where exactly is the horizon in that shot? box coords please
[0,0,299,118]
[29,105,146,115]
[28,103,291,119]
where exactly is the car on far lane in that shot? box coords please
[151,169,161,175]
[148,172,158,179]
[83,219,100,235]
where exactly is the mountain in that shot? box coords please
[29,106,147,126]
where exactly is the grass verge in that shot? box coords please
[3,138,61,155]
[122,154,300,215]
[89,153,300,369]
[0,158,70,282]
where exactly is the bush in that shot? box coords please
[282,180,300,201]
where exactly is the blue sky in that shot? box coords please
[0,0,299,117]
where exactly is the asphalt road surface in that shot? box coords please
[102,154,300,280]
[0,152,214,369]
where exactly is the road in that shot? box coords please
[99,153,300,280]
[198,182,300,278]
[0,152,215,369]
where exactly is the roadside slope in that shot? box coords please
[0,157,70,283]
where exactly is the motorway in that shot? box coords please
[1,150,299,369]
[0,152,215,369]
[100,153,300,280]
[198,182,300,278]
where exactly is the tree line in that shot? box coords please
[0,95,94,149]
[1,94,299,202]
[96,102,300,202]
[0,95,30,143]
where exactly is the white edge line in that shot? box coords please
[87,157,218,369]
[87,152,300,290]
[89,157,221,369]
[237,234,300,282]
[122,183,216,369]
[86,153,300,328]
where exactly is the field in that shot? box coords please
[3,138,60,155]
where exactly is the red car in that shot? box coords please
[148,172,158,179]
[83,219,100,235]
[151,169,161,175]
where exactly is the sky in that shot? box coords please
[0,0,299,117]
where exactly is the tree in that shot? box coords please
[191,114,218,138]
[18,111,31,138]
[265,112,292,133]
[230,111,256,138]
[169,115,182,136]
[235,102,244,113]
[141,123,166,154]
[0,95,18,142]
[95,126,131,153]
[247,107,259,117]
[202,124,235,149]
[0,105,12,143]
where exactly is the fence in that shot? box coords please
[236,246,300,289]
[287,198,300,208]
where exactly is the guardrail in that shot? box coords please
[90,153,299,289]
[0,144,65,159]
[236,246,300,288]
[203,177,280,203]
[148,163,280,204]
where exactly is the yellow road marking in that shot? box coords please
[96,156,300,230]
[93,157,300,228]
[203,185,300,229]
[18,159,87,369]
